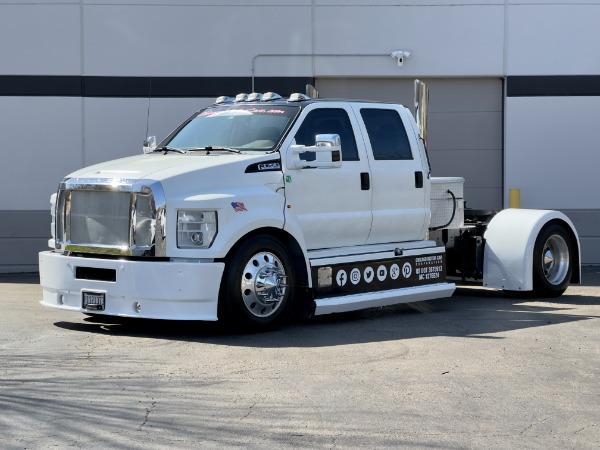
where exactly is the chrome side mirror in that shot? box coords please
[143,136,157,154]
[286,134,342,169]
[315,134,341,165]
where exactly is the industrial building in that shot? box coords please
[1,0,598,272]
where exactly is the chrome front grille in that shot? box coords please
[69,190,131,248]
[55,179,165,257]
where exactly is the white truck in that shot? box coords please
[39,82,580,330]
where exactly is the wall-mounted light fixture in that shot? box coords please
[391,50,411,67]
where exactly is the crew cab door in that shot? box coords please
[350,104,429,244]
[282,103,372,250]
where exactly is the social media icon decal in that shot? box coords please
[321,254,443,295]
[402,262,412,278]
[364,266,375,283]
[377,265,387,282]
[336,270,348,286]
[390,264,400,280]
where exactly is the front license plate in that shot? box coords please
[82,291,105,311]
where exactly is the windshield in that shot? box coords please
[164,104,300,152]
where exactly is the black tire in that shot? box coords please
[531,223,574,298]
[219,235,295,331]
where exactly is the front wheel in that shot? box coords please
[531,223,574,298]
[219,235,295,330]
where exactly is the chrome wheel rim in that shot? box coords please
[241,251,288,318]
[542,234,569,285]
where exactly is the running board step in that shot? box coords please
[314,282,455,316]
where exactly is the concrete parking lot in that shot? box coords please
[1,269,599,449]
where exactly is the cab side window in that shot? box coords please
[294,108,359,161]
[360,108,413,160]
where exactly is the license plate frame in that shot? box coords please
[82,291,105,311]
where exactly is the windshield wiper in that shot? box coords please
[187,146,242,154]
[154,146,185,155]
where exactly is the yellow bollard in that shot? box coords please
[509,188,521,208]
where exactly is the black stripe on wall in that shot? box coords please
[507,75,600,97]
[0,75,314,98]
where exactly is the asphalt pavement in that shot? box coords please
[1,268,599,449]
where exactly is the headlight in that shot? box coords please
[177,210,217,249]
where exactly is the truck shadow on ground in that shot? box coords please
[53,287,600,348]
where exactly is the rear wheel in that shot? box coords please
[219,235,295,330]
[531,223,573,298]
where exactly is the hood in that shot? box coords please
[66,152,281,184]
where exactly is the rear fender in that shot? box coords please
[483,209,580,291]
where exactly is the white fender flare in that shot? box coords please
[483,209,581,291]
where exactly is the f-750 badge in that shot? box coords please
[258,162,281,171]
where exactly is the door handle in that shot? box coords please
[360,172,370,190]
[415,171,424,189]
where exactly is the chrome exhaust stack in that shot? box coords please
[414,79,429,147]
[306,84,319,99]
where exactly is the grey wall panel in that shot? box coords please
[505,96,600,211]
[541,206,599,264]
[313,4,504,77]
[429,149,502,188]
[0,3,80,75]
[0,211,50,272]
[426,79,504,113]
[316,77,503,210]
[507,3,600,76]
[463,188,503,211]
[561,210,600,265]
[578,238,600,266]
[83,4,312,77]
[427,112,502,151]
[1,211,50,238]
[0,238,47,269]
[561,210,600,238]
[315,78,414,104]
[0,97,83,211]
